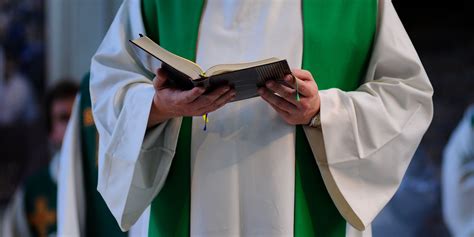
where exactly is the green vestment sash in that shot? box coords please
[142,1,376,236]
[24,166,57,237]
[79,74,127,236]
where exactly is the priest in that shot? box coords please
[90,0,434,236]
[443,105,474,237]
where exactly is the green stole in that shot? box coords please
[24,166,57,237]
[142,1,376,236]
[79,74,126,236]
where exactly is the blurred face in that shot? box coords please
[49,97,75,149]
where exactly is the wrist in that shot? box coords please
[147,101,173,128]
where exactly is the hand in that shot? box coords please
[148,68,236,127]
[258,69,320,125]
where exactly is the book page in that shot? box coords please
[131,36,204,79]
[205,57,281,76]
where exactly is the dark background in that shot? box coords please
[395,0,474,164]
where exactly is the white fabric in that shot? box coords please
[442,105,474,237]
[57,97,86,237]
[1,188,31,237]
[129,207,151,237]
[57,96,150,237]
[49,152,61,184]
[346,223,371,237]
[190,0,301,236]
[90,0,433,236]
[91,0,180,231]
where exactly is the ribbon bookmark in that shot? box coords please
[202,114,209,131]
[295,78,300,102]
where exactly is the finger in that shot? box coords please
[194,89,234,113]
[264,98,297,124]
[178,87,206,104]
[207,86,232,100]
[199,90,236,114]
[265,80,298,105]
[192,86,231,108]
[213,89,236,107]
[258,87,297,114]
[284,74,316,97]
[283,74,295,89]
[271,104,296,124]
[154,68,168,90]
[292,69,313,81]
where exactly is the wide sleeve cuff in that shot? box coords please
[91,0,182,231]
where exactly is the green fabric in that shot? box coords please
[79,73,126,236]
[294,126,346,237]
[471,113,474,128]
[23,166,57,237]
[142,0,204,236]
[142,0,377,236]
[295,1,377,236]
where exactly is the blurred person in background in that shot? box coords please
[43,80,77,153]
[443,105,474,237]
[20,19,44,98]
[0,47,37,125]
[0,0,45,99]
[18,0,45,98]
[1,80,78,237]
[372,148,442,237]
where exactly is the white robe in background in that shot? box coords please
[442,105,474,237]
[90,0,433,236]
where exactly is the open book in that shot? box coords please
[130,35,292,101]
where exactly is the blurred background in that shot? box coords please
[0,0,472,236]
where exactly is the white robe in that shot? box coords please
[442,105,474,237]
[90,0,433,236]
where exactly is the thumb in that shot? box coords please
[153,68,168,90]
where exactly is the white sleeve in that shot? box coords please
[442,106,474,237]
[303,0,433,231]
[90,0,182,231]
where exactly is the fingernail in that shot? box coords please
[285,75,292,81]
[266,81,274,87]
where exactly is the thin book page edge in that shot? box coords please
[130,36,204,79]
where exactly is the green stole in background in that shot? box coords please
[79,74,126,237]
[24,166,57,236]
[142,0,376,236]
